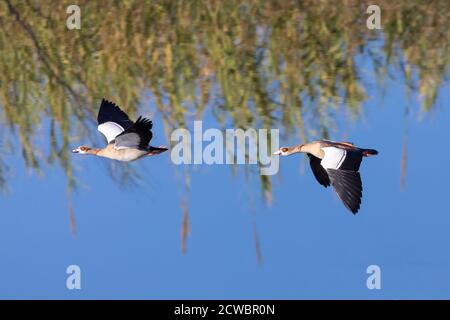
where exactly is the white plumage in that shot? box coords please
[98,121,125,143]
[320,147,346,169]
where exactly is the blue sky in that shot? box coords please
[0,69,449,299]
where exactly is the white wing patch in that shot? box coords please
[98,122,125,143]
[320,147,347,169]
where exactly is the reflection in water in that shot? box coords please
[0,0,449,198]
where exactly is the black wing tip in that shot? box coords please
[327,169,363,215]
[100,98,123,113]
[319,177,331,188]
[135,116,153,127]
[349,204,360,214]
[136,115,152,122]
[343,196,361,214]
[100,98,126,109]
[101,98,114,106]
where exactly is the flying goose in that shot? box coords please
[274,140,378,214]
[72,99,168,161]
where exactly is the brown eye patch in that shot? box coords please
[282,147,288,152]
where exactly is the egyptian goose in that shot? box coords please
[72,99,168,161]
[274,140,378,214]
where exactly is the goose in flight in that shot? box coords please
[72,99,168,161]
[274,140,378,214]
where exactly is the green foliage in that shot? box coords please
[0,0,449,200]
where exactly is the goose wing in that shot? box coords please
[97,99,134,143]
[326,169,362,214]
[308,154,330,187]
[114,117,153,150]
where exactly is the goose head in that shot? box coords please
[273,145,303,156]
[72,146,91,154]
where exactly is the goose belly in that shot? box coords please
[118,149,149,161]
[320,147,347,169]
[100,148,148,162]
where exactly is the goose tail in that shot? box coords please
[362,149,378,157]
[147,146,168,155]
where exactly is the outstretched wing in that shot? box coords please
[308,154,331,187]
[97,99,134,143]
[326,169,362,214]
[114,116,153,150]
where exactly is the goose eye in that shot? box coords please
[282,147,288,153]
